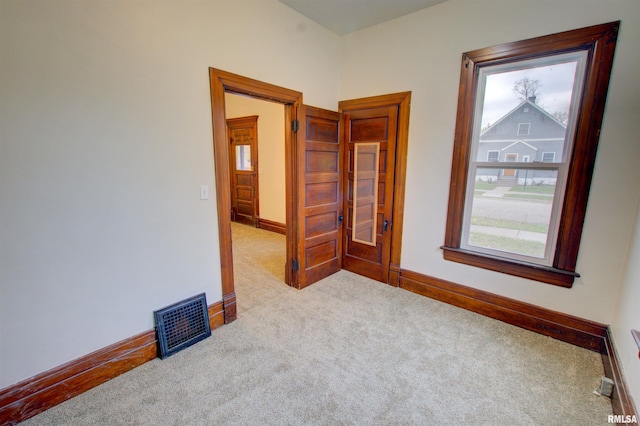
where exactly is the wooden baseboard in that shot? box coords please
[602,327,638,418]
[208,300,225,330]
[223,291,237,323]
[0,301,225,425]
[256,218,286,235]
[398,269,607,351]
[398,269,640,417]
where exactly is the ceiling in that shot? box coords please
[277,0,448,35]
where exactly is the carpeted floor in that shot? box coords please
[23,223,613,425]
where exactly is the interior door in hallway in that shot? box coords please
[228,116,258,226]
[341,105,398,283]
[295,105,343,289]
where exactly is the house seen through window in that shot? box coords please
[443,21,620,287]
[466,53,582,264]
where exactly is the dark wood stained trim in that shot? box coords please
[442,247,576,288]
[209,68,302,295]
[0,302,225,425]
[398,268,607,351]
[208,300,225,330]
[602,327,638,418]
[257,218,286,235]
[222,291,237,324]
[388,263,400,288]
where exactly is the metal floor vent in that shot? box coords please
[154,293,211,359]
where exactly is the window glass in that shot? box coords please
[352,143,380,246]
[464,52,586,266]
[517,123,530,135]
[465,168,558,260]
[235,145,252,171]
[487,150,499,162]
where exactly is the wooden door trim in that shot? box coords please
[339,92,411,286]
[209,68,302,323]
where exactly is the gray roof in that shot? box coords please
[480,99,566,142]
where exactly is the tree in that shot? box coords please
[513,77,541,102]
[553,111,568,125]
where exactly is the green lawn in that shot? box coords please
[475,181,497,191]
[471,216,548,233]
[469,233,545,258]
[503,193,553,201]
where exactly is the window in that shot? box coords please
[517,123,530,135]
[443,22,619,287]
[487,150,499,162]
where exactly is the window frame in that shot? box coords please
[442,21,620,288]
[487,150,500,162]
[517,123,531,136]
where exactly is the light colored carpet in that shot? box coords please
[23,223,612,425]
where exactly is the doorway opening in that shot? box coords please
[210,68,411,324]
[225,93,290,316]
[209,68,302,323]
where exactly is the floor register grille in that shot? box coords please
[154,293,211,359]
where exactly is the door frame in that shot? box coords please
[210,69,411,321]
[209,68,302,323]
[339,92,411,286]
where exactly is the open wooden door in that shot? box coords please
[294,105,343,289]
[341,105,398,283]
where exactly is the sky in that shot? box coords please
[479,59,579,128]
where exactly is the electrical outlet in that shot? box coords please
[598,376,614,397]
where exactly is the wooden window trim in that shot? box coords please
[442,21,620,287]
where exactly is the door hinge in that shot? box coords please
[292,259,299,272]
[292,119,299,133]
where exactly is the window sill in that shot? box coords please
[441,246,579,288]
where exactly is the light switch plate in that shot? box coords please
[200,185,209,200]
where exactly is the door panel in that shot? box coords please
[295,105,343,288]
[342,106,398,283]
[228,116,258,226]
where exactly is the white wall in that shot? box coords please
[338,2,640,405]
[2,0,638,406]
[613,197,640,408]
[341,0,640,325]
[225,94,286,224]
[0,0,340,388]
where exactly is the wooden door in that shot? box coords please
[227,116,258,226]
[342,106,398,283]
[503,153,518,177]
[294,105,343,289]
